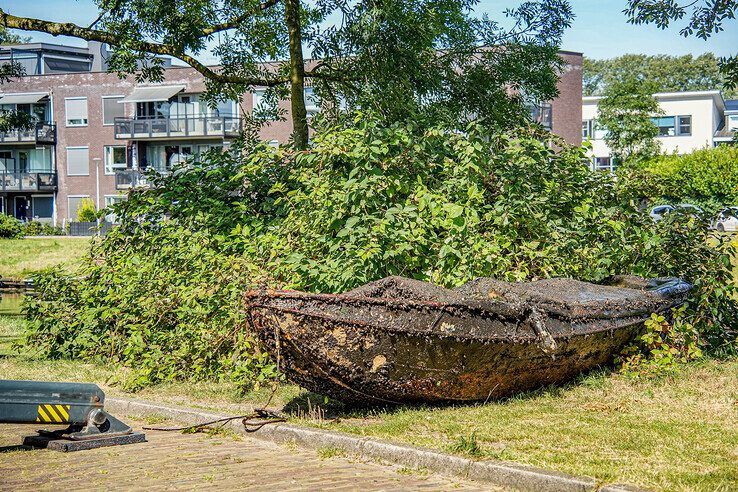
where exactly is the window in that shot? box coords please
[104,146,127,175]
[653,116,675,136]
[23,148,52,172]
[66,147,90,176]
[530,102,552,130]
[102,96,125,125]
[67,195,90,220]
[651,115,691,136]
[32,196,53,219]
[592,120,608,140]
[104,195,126,223]
[65,97,88,126]
[582,120,592,139]
[728,115,738,131]
[593,156,616,173]
[304,87,320,117]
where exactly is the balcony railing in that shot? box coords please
[0,122,56,145]
[0,172,57,191]
[114,169,173,190]
[113,116,242,140]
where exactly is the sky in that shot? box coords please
[3,0,737,61]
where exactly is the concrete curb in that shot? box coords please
[107,397,640,492]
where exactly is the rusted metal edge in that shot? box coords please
[106,397,642,492]
[244,287,685,324]
[246,300,652,342]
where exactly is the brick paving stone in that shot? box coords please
[0,421,497,491]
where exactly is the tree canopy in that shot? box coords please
[624,0,738,89]
[597,77,662,164]
[584,54,737,98]
[0,1,574,148]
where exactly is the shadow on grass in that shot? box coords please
[282,365,616,420]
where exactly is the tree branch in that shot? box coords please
[0,9,286,87]
[202,0,281,36]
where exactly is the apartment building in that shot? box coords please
[582,90,736,171]
[0,42,583,226]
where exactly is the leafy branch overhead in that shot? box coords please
[0,1,574,148]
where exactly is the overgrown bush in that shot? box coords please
[0,213,22,238]
[22,114,738,391]
[618,146,738,210]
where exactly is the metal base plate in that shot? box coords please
[23,432,146,452]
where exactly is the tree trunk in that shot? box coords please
[284,0,309,150]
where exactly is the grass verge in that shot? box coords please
[0,237,90,279]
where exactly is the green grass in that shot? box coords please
[0,237,90,279]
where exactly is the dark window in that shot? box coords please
[678,116,692,136]
[44,58,91,73]
[32,196,53,218]
[530,102,552,130]
[103,97,125,125]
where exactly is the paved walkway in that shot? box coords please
[0,421,489,491]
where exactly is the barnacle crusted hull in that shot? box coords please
[244,276,691,405]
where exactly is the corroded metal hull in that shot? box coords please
[245,276,691,405]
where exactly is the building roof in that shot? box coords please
[0,43,93,57]
[583,90,726,112]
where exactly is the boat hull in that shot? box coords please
[247,302,643,405]
[245,275,691,405]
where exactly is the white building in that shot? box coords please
[582,90,736,172]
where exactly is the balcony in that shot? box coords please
[0,172,57,192]
[113,116,241,140]
[115,169,169,190]
[0,122,57,146]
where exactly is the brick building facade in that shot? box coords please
[0,42,582,226]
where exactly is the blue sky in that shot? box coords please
[4,0,736,60]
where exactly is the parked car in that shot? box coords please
[713,207,738,232]
[649,203,703,222]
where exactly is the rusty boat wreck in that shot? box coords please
[245,276,691,405]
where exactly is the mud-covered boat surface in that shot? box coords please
[245,275,691,405]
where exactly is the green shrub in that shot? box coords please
[76,198,98,222]
[22,114,738,391]
[619,146,738,210]
[22,221,64,236]
[0,213,22,238]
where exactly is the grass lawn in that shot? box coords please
[0,237,90,279]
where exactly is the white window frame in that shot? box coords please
[66,146,90,176]
[64,97,88,127]
[103,145,127,175]
[102,95,125,126]
[67,194,91,220]
[304,87,320,117]
[104,194,126,223]
[677,115,692,136]
[582,120,592,139]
